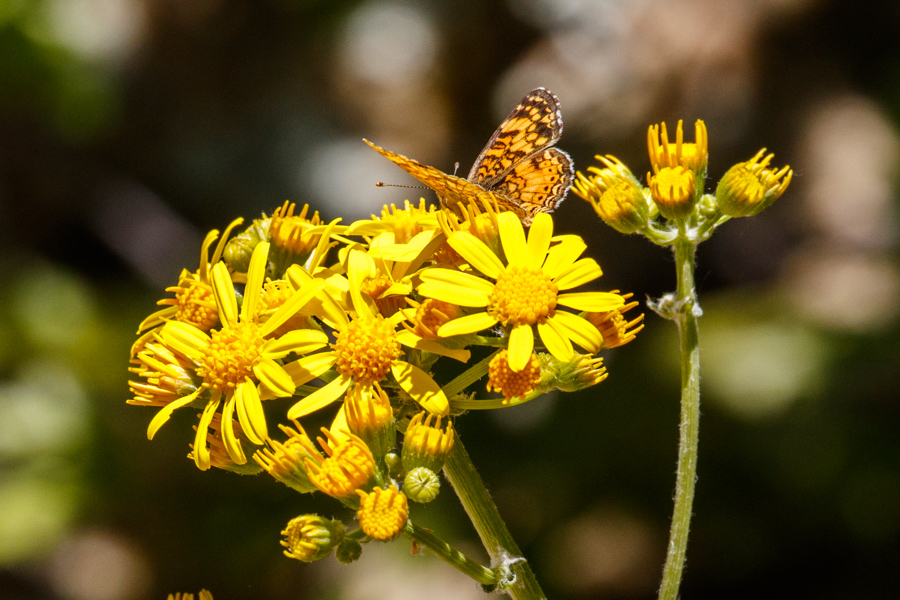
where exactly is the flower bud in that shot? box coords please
[573,157,649,234]
[403,467,441,503]
[254,424,320,494]
[335,537,363,564]
[401,412,454,473]
[716,149,793,217]
[649,166,697,220]
[536,353,608,394]
[344,383,395,458]
[281,515,345,562]
[223,217,269,273]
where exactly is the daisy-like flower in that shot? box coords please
[417,212,625,371]
[348,198,440,244]
[139,241,329,470]
[283,247,467,421]
[136,218,244,339]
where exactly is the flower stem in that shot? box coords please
[658,237,702,600]
[402,521,498,586]
[444,437,545,600]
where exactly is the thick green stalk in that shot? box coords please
[402,521,498,586]
[444,438,545,600]
[658,237,702,600]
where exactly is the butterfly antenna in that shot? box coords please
[375,182,428,189]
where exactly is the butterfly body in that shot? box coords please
[365,88,574,226]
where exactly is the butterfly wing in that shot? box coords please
[488,147,574,225]
[467,88,565,187]
[364,139,514,215]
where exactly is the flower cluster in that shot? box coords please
[573,120,793,241]
[127,196,641,565]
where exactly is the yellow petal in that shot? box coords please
[557,291,625,312]
[279,352,338,392]
[147,388,202,440]
[396,330,471,363]
[542,236,587,280]
[498,212,527,268]
[193,398,220,471]
[554,258,603,290]
[329,402,353,440]
[241,241,270,322]
[253,357,295,398]
[210,217,245,266]
[263,329,330,359]
[548,312,602,353]
[418,269,493,307]
[236,379,267,444]
[507,324,534,371]
[221,394,247,464]
[526,213,553,271]
[391,362,449,417]
[447,231,503,279]
[259,278,326,337]
[159,321,210,360]
[137,306,177,335]
[287,375,352,420]
[348,249,376,318]
[211,262,239,327]
[537,319,574,362]
[437,312,499,337]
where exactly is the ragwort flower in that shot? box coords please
[418,212,625,371]
[136,241,329,470]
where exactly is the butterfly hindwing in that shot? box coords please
[467,88,564,187]
[490,148,574,224]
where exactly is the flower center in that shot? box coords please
[332,315,401,385]
[650,166,695,206]
[488,265,557,326]
[175,280,218,331]
[356,486,408,541]
[361,275,405,316]
[269,201,322,256]
[487,350,541,403]
[198,321,265,392]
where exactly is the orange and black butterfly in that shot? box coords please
[364,87,574,226]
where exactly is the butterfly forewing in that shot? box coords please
[467,88,565,187]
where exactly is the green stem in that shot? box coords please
[444,350,500,398]
[402,521,498,586]
[444,437,545,600]
[658,237,702,600]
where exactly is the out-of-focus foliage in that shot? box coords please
[1,1,899,599]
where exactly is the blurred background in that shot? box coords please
[1,0,899,598]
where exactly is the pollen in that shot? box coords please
[170,279,218,331]
[356,486,409,541]
[197,322,265,392]
[488,265,557,326]
[332,315,401,385]
[487,350,541,403]
[305,430,375,497]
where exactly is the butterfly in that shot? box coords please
[364,87,574,226]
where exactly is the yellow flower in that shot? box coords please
[254,422,321,494]
[417,212,624,371]
[648,119,708,174]
[284,248,464,421]
[136,218,244,338]
[648,166,696,220]
[137,241,329,470]
[585,292,644,348]
[281,515,345,562]
[487,350,541,404]
[167,591,213,600]
[348,198,440,244]
[402,298,463,340]
[573,156,649,234]
[344,383,396,457]
[269,201,325,257]
[304,428,375,497]
[401,411,454,473]
[356,486,409,541]
[716,149,793,217]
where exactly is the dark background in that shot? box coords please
[2,1,899,599]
